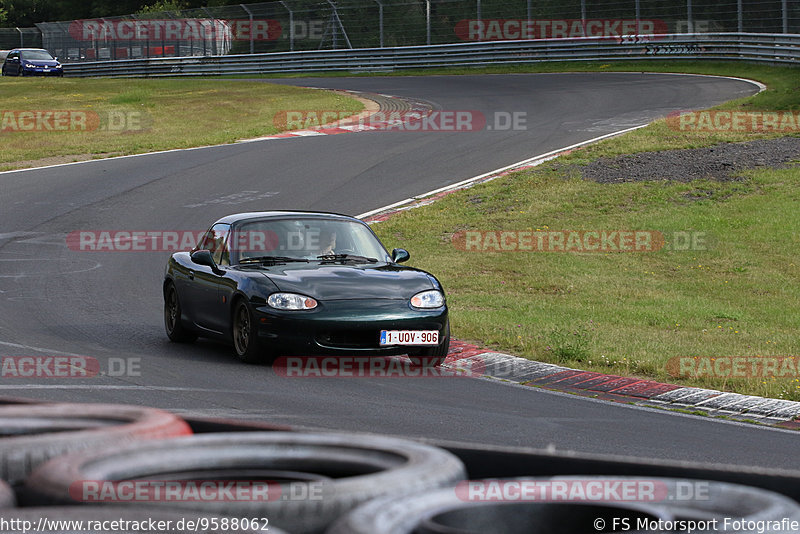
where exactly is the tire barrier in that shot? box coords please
[0,403,192,486]
[327,476,800,534]
[547,476,800,529]
[327,491,673,534]
[0,507,288,534]
[0,479,15,508]
[22,432,467,534]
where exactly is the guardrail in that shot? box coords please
[62,32,800,77]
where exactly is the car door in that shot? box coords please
[3,51,19,75]
[184,223,230,333]
[203,229,238,335]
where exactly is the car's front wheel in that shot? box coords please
[232,299,262,364]
[409,323,450,367]
[164,283,197,343]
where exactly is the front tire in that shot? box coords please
[409,323,450,367]
[232,299,262,363]
[164,283,197,343]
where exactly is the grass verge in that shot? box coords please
[369,61,800,401]
[0,77,362,170]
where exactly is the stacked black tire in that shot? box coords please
[2,399,799,533]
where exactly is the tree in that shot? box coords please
[137,0,187,15]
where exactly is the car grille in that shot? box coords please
[315,329,380,349]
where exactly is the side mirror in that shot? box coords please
[391,248,410,263]
[190,249,223,274]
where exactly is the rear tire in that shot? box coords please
[164,282,197,343]
[232,299,262,363]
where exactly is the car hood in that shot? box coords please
[258,262,437,301]
[24,60,59,67]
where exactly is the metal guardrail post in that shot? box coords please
[374,0,383,48]
[426,0,431,46]
[15,27,22,47]
[738,0,743,32]
[278,1,293,52]
[161,12,169,58]
[99,18,106,60]
[476,0,482,42]
[241,4,254,54]
[783,0,788,33]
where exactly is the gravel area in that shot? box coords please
[581,136,800,183]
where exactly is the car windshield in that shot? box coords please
[232,218,391,264]
[21,50,54,61]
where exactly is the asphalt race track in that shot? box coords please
[2,72,796,469]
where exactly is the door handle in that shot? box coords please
[188,270,195,280]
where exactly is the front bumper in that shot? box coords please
[22,67,63,76]
[253,299,448,356]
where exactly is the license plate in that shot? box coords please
[43,69,49,72]
[380,330,438,346]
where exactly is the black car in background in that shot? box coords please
[164,211,450,364]
[2,48,63,77]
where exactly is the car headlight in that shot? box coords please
[410,289,445,309]
[267,292,318,310]
[24,64,35,68]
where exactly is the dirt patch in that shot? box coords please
[581,137,800,183]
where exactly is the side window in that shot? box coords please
[197,224,230,266]
[8,52,18,61]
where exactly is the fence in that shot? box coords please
[0,28,42,50]
[60,33,800,77]
[0,0,797,61]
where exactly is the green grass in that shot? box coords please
[0,77,363,169]
[369,62,800,401]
